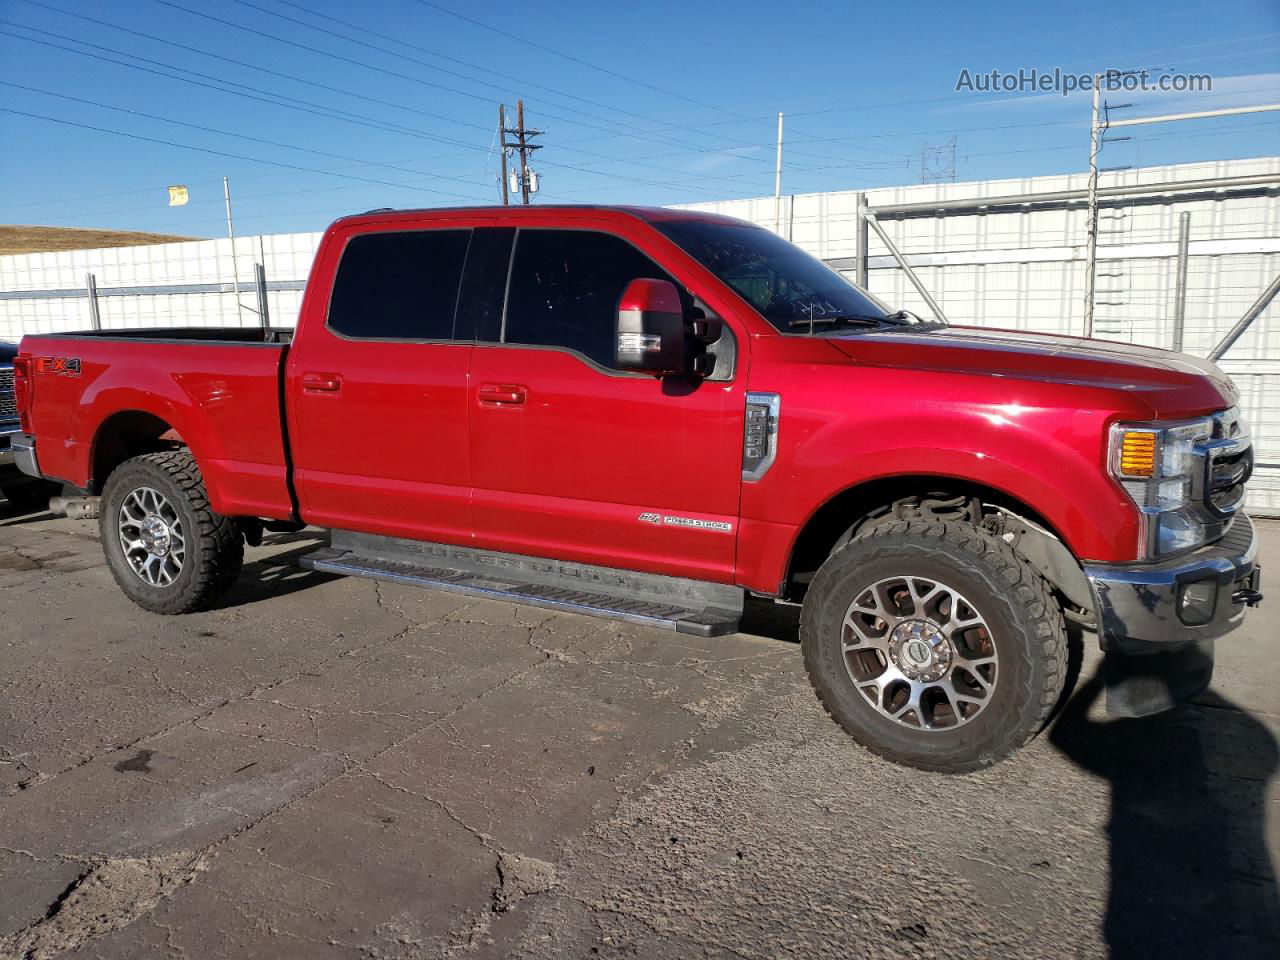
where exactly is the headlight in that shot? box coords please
[1109,417,1213,558]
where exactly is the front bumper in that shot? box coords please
[1084,514,1261,653]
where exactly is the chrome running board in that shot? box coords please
[299,531,743,638]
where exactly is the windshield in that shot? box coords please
[654,219,894,333]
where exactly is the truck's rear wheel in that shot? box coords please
[801,519,1066,773]
[100,451,243,614]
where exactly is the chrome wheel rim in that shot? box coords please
[841,575,998,730]
[118,486,186,587]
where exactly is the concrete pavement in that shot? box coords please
[1,501,1276,959]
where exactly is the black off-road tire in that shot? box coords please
[801,519,1066,773]
[100,451,243,614]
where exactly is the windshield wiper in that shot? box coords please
[787,314,883,328]
[884,308,928,324]
[786,313,913,331]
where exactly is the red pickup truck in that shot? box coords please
[11,205,1262,771]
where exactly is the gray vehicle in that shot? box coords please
[0,340,53,510]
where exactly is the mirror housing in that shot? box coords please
[615,278,687,375]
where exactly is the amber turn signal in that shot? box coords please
[1117,430,1158,477]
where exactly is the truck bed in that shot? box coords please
[19,328,296,520]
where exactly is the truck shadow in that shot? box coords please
[0,507,56,527]
[738,595,802,643]
[0,496,56,525]
[1050,662,1280,958]
[216,535,342,609]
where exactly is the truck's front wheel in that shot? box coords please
[801,519,1066,773]
[100,451,243,614]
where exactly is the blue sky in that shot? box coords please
[1,0,1277,237]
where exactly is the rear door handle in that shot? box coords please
[478,383,527,406]
[301,372,342,394]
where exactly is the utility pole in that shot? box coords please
[498,103,510,206]
[1172,211,1191,352]
[517,100,532,205]
[773,112,784,235]
[1083,74,1102,338]
[222,176,245,324]
[501,99,542,205]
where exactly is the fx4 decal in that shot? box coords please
[638,512,733,534]
[34,356,82,378]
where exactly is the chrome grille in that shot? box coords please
[1197,407,1251,518]
[0,367,16,423]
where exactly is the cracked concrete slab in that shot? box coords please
[0,850,205,960]
[1,505,1276,959]
[0,849,86,942]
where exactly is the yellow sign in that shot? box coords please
[167,185,189,206]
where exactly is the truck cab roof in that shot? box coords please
[328,204,750,231]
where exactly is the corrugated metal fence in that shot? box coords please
[680,156,1280,516]
[0,231,322,336]
[2,157,1277,513]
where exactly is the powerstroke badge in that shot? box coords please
[638,512,732,534]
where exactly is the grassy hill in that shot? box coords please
[0,224,197,256]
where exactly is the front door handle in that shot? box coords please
[301,372,342,394]
[478,383,527,406]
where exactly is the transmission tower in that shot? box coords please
[919,136,958,184]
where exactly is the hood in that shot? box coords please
[0,341,15,362]
[825,325,1236,416]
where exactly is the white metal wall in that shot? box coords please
[0,232,322,339]
[0,157,1276,513]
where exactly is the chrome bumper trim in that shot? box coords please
[10,433,40,479]
[1084,515,1259,651]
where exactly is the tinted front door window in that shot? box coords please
[503,229,678,367]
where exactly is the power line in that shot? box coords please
[0,34,796,203]
[0,24,489,151]
[410,0,752,120]
[0,142,482,214]
[248,0,723,140]
[0,19,855,197]
[0,51,814,216]
[146,0,714,155]
[0,81,500,192]
[147,0,513,113]
[8,7,837,193]
[0,100,816,227]
[255,0,896,170]
[256,0,890,167]
[147,0,874,174]
[5,9,1270,221]
[14,0,494,135]
[547,33,1280,156]
[0,105,496,201]
[0,177,226,213]
[19,167,479,225]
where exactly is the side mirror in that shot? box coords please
[615,278,686,375]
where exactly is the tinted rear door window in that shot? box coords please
[503,229,679,367]
[328,229,471,340]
